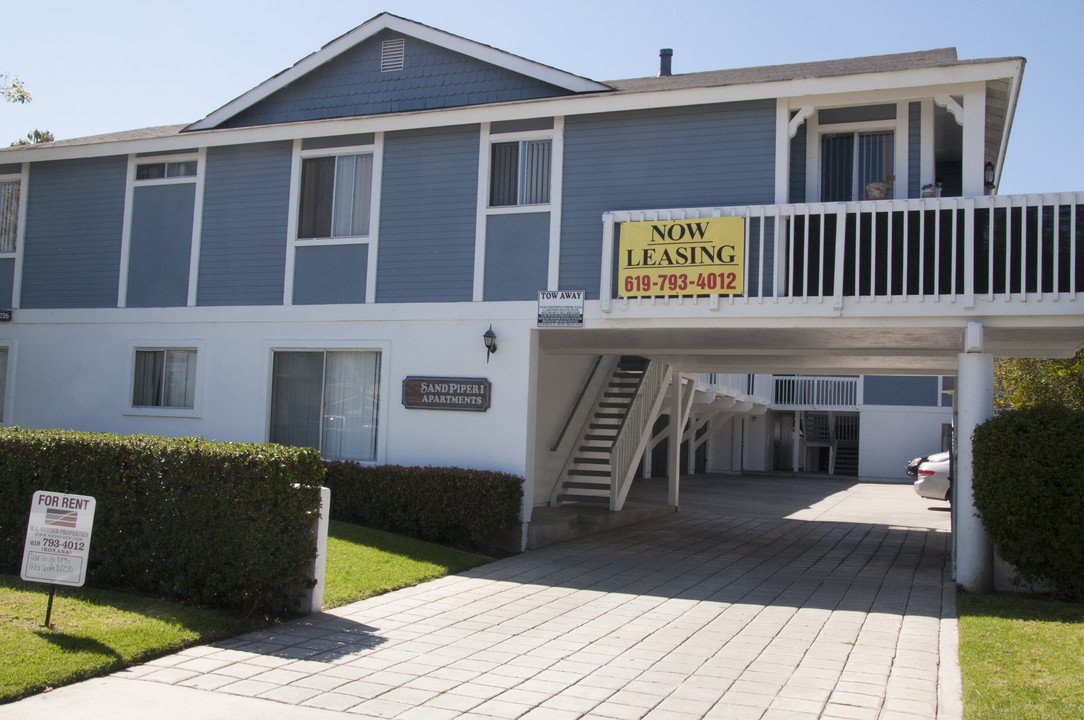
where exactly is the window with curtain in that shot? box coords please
[0,179,19,254]
[820,131,894,202]
[132,349,197,408]
[269,350,381,462]
[297,153,373,239]
[489,139,551,207]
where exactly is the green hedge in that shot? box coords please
[973,406,1084,600]
[323,463,522,550]
[0,429,325,616]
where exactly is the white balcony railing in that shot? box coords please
[772,376,860,410]
[601,193,1084,314]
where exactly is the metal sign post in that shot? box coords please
[20,490,97,627]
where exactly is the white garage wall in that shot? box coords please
[859,405,952,481]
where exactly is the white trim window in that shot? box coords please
[269,350,381,462]
[297,153,374,240]
[821,130,895,202]
[135,158,198,182]
[489,138,551,207]
[0,176,20,254]
[132,348,197,409]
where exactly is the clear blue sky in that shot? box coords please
[3,0,1080,195]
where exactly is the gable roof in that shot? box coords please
[0,40,1023,165]
[185,12,612,132]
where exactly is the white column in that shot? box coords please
[792,410,801,472]
[961,84,987,197]
[669,377,681,508]
[775,98,791,204]
[956,323,994,592]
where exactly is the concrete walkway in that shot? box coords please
[2,475,959,720]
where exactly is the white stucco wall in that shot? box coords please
[858,405,953,481]
[529,350,609,508]
[1,303,536,477]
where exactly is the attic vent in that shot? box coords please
[381,38,405,72]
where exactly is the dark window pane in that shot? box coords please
[133,350,165,406]
[269,351,324,451]
[489,142,519,207]
[821,134,853,202]
[136,163,166,181]
[298,157,335,238]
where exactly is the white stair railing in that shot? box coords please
[610,362,672,511]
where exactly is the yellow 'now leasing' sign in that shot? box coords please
[618,216,745,297]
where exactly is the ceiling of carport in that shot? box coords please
[537,322,1084,376]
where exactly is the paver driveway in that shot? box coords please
[4,476,957,720]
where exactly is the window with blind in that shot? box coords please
[297,153,374,239]
[269,350,381,462]
[132,349,197,409]
[820,131,894,202]
[0,179,19,254]
[489,139,551,207]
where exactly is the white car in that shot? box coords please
[907,451,951,501]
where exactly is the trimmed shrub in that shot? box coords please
[972,405,1084,600]
[323,463,522,550]
[0,429,325,616]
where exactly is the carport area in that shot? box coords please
[628,472,951,532]
[10,475,960,720]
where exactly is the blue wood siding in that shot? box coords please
[21,156,126,308]
[819,104,896,125]
[864,375,939,406]
[127,184,194,307]
[0,163,19,175]
[302,134,375,151]
[293,244,368,304]
[561,101,776,298]
[197,142,292,306]
[492,118,554,134]
[376,126,478,303]
[485,212,549,301]
[223,30,569,128]
[0,258,13,307]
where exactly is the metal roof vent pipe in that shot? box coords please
[659,48,673,77]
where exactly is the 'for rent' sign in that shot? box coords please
[21,491,96,587]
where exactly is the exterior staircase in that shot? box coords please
[554,356,649,506]
[833,443,859,476]
[801,411,860,476]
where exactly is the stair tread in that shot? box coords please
[563,480,610,490]
[556,494,610,505]
[572,457,609,465]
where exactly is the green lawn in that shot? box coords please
[957,592,1084,720]
[0,520,490,703]
[322,520,489,607]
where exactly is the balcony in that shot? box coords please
[771,375,859,410]
[601,193,1084,320]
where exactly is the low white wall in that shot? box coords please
[858,405,952,481]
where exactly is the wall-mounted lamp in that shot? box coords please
[984,161,996,193]
[483,325,497,363]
